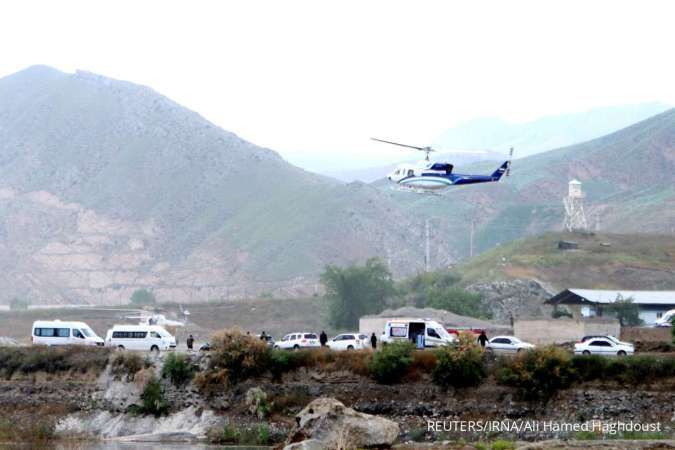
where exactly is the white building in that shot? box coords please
[546,289,675,325]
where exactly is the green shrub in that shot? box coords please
[212,423,271,445]
[496,346,574,400]
[162,352,194,386]
[491,440,516,450]
[137,377,169,417]
[130,288,156,305]
[368,340,414,384]
[569,355,607,381]
[432,333,486,389]
[195,328,270,393]
[604,356,675,385]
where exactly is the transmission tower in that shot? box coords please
[562,179,588,232]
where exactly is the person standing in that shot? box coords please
[370,332,377,349]
[186,334,194,351]
[319,330,328,347]
[477,330,489,348]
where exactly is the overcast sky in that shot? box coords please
[2,0,675,170]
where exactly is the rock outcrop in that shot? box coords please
[467,279,554,323]
[286,397,399,449]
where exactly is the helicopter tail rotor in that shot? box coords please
[506,147,514,176]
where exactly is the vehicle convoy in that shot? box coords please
[574,336,634,356]
[486,336,535,354]
[654,309,675,327]
[381,319,455,347]
[105,324,176,352]
[32,320,104,347]
[274,332,320,350]
[327,333,369,351]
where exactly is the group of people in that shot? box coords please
[184,329,489,351]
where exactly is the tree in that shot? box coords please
[426,287,490,319]
[130,289,156,306]
[320,258,395,329]
[602,295,642,326]
[9,298,30,310]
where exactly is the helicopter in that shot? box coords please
[371,138,513,193]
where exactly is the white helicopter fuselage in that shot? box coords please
[387,161,453,190]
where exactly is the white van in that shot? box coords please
[105,324,176,352]
[380,319,455,347]
[32,320,104,347]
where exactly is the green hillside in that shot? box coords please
[455,232,675,291]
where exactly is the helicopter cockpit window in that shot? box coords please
[407,169,414,177]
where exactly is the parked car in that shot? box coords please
[32,320,104,347]
[105,324,176,352]
[327,333,368,351]
[574,336,634,356]
[381,319,455,348]
[486,336,535,354]
[654,309,675,327]
[580,335,632,346]
[274,332,320,350]
[256,334,275,348]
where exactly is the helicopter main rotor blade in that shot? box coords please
[371,138,432,152]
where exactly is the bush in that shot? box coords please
[9,297,30,310]
[195,328,270,393]
[496,346,574,400]
[0,346,109,379]
[211,423,272,445]
[162,352,194,386]
[136,377,169,417]
[432,333,486,389]
[601,295,642,326]
[368,341,414,384]
[130,288,156,306]
[569,355,607,382]
[426,287,491,319]
[110,351,149,381]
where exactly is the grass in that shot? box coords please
[455,231,675,290]
[0,346,110,379]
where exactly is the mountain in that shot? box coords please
[0,66,441,305]
[385,108,675,262]
[433,103,671,158]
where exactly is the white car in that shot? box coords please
[274,332,320,350]
[574,336,634,356]
[105,324,176,352]
[327,333,368,351]
[486,336,535,354]
[32,320,104,347]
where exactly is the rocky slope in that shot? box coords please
[0,66,444,305]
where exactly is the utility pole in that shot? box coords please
[469,219,475,258]
[424,218,430,272]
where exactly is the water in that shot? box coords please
[0,443,272,450]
